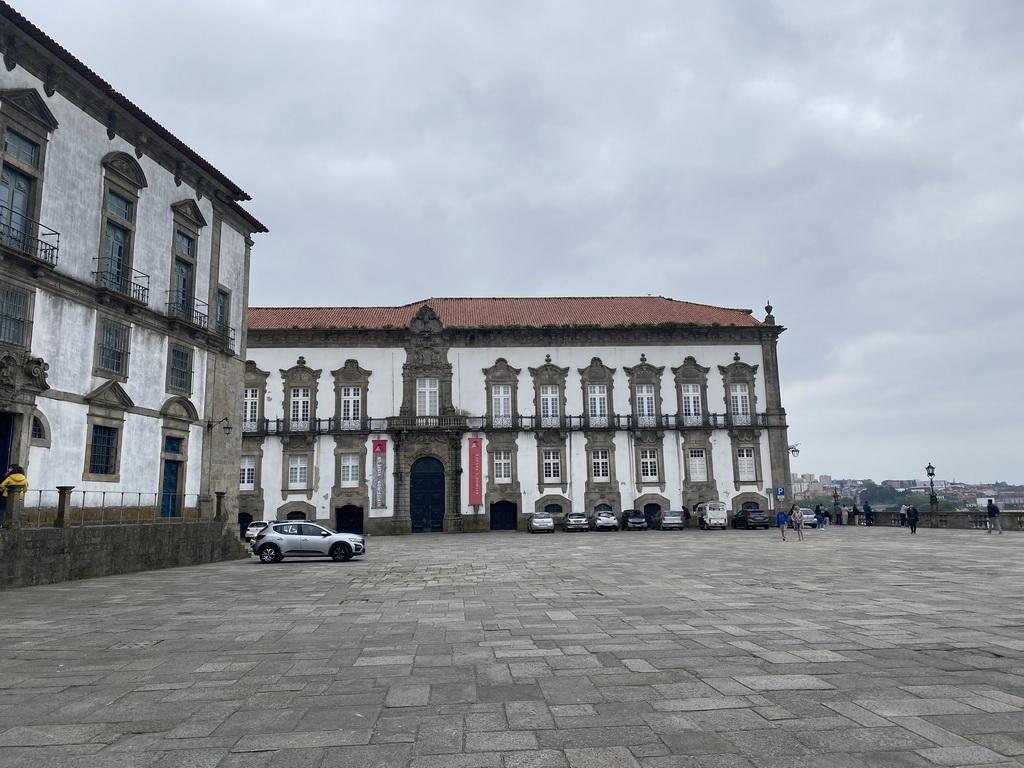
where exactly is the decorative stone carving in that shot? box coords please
[0,349,49,407]
[0,88,59,130]
[101,151,148,190]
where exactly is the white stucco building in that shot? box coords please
[242,297,792,535]
[0,3,265,522]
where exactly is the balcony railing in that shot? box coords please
[167,291,209,329]
[94,257,150,304]
[212,319,236,350]
[0,204,59,266]
[241,412,770,436]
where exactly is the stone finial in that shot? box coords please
[733,352,740,362]
[764,301,776,325]
[545,354,551,363]
[640,353,647,363]
[297,356,306,366]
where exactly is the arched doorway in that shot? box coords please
[643,502,661,527]
[286,510,307,520]
[490,500,517,530]
[237,512,252,539]
[410,456,445,532]
[336,504,364,534]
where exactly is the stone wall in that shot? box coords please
[0,522,249,590]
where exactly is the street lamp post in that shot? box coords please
[926,462,938,527]
[832,485,841,526]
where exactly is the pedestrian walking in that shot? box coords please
[899,504,907,527]
[814,503,825,530]
[682,506,691,529]
[864,502,873,526]
[776,507,789,541]
[906,503,919,534]
[986,499,1003,534]
[0,464,28,526]
[790,504,805,542]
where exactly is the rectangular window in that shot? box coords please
[290,387,311,429]
[681,383,702,426]
[243,387,260,429]
[492,384,512,427]
[175,230,194,257]
[288,455,308,489]
[89,425,118,475]
[416,378,439,417]
[164,436,182,455]
[640,449,659,480]
[539,385,560,426]
[592,449,610,481]
[543,449,561,481]
[168,345,192,393]
[636,384,656,426]
[4,129,39,168]
[102,222,129,286]
[107,190,133,222]
[0,281,29,346]
[588,385,608,426]
[239,455,256,491]
[737,447,755,481]
[340,386,361,424]
[688,449,708,482]
[494,450,512,482]
[96,319,130,376]
[730,383,751,425]
[340,454,360,487]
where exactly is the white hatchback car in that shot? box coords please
[244,520,275,541]
[251,521,366,563]
[527,512,555,533]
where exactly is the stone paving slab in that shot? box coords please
[0,527,1023,766]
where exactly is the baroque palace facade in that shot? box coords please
[242,297,792,535]
[0,2,264,522]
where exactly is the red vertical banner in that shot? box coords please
[468,438,483,505]
[371,440,387,508]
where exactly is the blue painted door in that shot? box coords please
[161,460,181,517]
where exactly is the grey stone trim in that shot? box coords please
[632,429,666,493]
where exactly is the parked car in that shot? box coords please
[695,501,728,530]
[244,520,275,541]
[562,511,590,532]
[652,510,684,530]
[527,511,555,533]
[731,508,770,529]
[590,511,619,531]
[251,521,366,563]
[620,509,648,531]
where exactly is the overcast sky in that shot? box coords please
[17,1,1023,485]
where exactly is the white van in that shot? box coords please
[695,501,728,530]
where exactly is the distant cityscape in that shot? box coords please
[790,474,1023,511]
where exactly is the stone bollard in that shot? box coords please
[55,486,75,527]
[2,487,25,529]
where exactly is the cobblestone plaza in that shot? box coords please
[1,526,1022,767]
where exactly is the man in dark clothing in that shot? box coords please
[986,499,1003,534]
[863,502,873,526]
[906,504,919,534]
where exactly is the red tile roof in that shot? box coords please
[248,297,762,330]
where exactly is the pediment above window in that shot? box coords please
[102,151,147,189]
[160,396,198,423]
[0,88,58,132]
[171,199,207,229]
[483,357,521,382]
[85,379,135,411]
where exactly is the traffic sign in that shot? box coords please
[776,487,785,497]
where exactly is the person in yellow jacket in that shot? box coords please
[0,464,28,497]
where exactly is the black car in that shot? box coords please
[731,508,770,529]
[620,509,648,531]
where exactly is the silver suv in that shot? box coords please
[251,521,365,563]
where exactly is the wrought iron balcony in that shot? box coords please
[212,319,236,350]
[0,204,59,266]
[167,291,209,329]
[94,257,150,304]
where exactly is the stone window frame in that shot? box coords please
[159,424,190,518]
[492,449,512,483]
[0,276,34,349]
[535,493,570,519]
[681,431,716,504]
[166,342,193,395]
[632,430,667,492]
[529,357,569,429]
[30,409,50,448]
[281,435,316,499]
[240,435,265,497]
[535,431,568,492]
[483,358,521,429]
[672,357,710,427]
[82,381,134,483]
[730,430,764,491]
[400,305,454,418]
[624,355,665,428]
[718,358,760,427]
[98,152,148,300]
[485,432,520,496]
[331,359,371,430]
[239,454,257,492]
[579,357,616,429]
[332,433,368,499]
[93,314,132,381]
[280,358,322,432]
[0,89,58,234]
[242,361,270,432]
[338,453,361,488]
[168,199,207,318]
[584,432,617,487]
